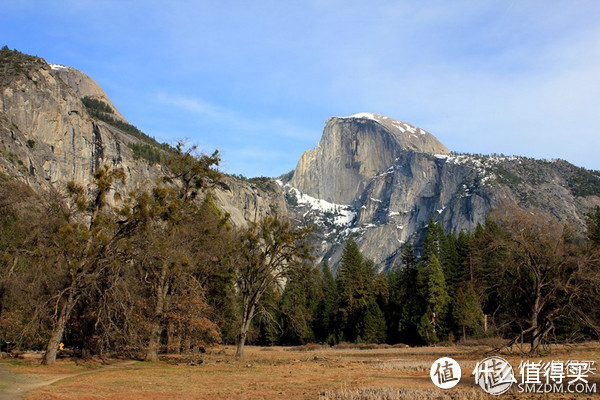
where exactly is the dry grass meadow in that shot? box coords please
[1,341,598,399]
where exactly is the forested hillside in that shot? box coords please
[1,154,599,362]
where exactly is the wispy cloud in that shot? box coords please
[156,92,319,141]
[156,93,230,121]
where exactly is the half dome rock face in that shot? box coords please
[285,112,600,271]
[290,113,449,205]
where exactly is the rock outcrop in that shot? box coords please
[49,64,128,122]
[213,177,287,227]
[0,50,164,202]
[0,48,285,227]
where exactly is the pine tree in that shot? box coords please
[418,255,450,343]
[422,217,444,262]
[335,238,368,342]
[356,298,386,343]
[417,309,437,344]
[456,231,473,281]
[453,282,484,341]
[441,232,462,298]
[315,262,338,343]
[427,255,450,326]
[334,238,389,343]
[401,242,417,269]
[401,245,423,340]
[387,243,423,344]
[279,265,319,345]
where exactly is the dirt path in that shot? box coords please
[0,360,138,400]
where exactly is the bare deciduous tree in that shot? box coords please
[232,216,312,358]
[473,207,600,352]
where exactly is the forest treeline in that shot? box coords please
[0,148,599,364]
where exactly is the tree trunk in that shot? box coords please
[42,290,76,365]
[145,318,162,362]
[166,322,178,354]
[145,267,169,362]
[529,284,542,353]
[235,330,247,359]
[182,336,191,354]
[530,331,541,352]
[235,303,256,359]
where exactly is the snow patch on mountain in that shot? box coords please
[340,112,379,122]
[284,184,356,227]
[49,64,70,71]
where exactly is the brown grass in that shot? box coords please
[322,386,490,400]
[0,342,595,399]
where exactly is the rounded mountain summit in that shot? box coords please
[290,112,450,205]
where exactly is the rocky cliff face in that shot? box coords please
[213,177,287,227]
[290,113,449,205]
[3,48,599,271]
[0,50,170,205]
[49,64,128,122]
[0,48,285,227]
[284,114,600,271]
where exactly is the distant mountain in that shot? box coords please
[282,113,600,271]
[2,47,599,273]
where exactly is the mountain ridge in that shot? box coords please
[284,113,600,271]
[2,47,599,273]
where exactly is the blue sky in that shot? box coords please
[2,1,599,177]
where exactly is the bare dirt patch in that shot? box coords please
[0,358,137,399]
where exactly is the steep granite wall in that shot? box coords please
[290,113,449,205]
[0,50,286,227]
[285,114,600,271]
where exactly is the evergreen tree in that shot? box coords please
[334,238,388,343]
[456,231,473,281]
[387,243,424,344]
[418,255,450,343]
[335,238,368,342]
[426,255,450,330]
[279,265,319,345]
[365,258,389,310]
[417,309,437,344]
[356,298,387,343]
[422,217,444,262]
[402,242,417,269]
[453,282,484,341]
[441,232,462,298]
[315,262,337,344]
